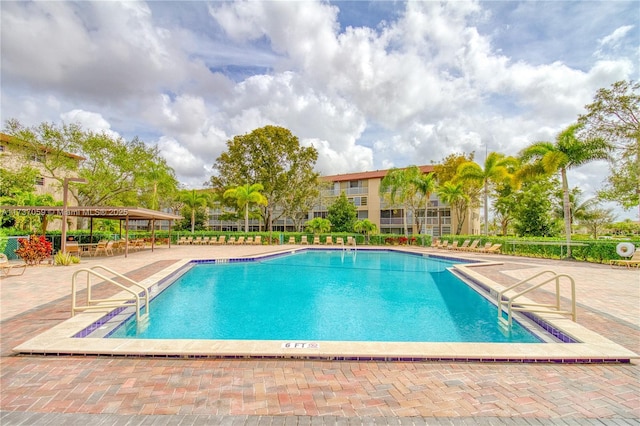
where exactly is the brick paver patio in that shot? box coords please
[1,244,638,425]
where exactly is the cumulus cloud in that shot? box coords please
[1,0,637,220]
[60,110,120,139]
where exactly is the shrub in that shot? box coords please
[15,235,53,265]
[54,251,74,266]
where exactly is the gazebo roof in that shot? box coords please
[0,206,182,221]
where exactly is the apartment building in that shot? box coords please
[207,165,480,236]
[315,166,480,236]
[0,132,85,231]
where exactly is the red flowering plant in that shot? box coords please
[15,235,53,265]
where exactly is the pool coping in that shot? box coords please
[13,247,639,363]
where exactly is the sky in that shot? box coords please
[1,1,638,219]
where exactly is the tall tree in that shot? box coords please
[327,192,357,232]
[512,178,561,237]
[456,152,516,235]
[177,189,210,233]
[433,153,479,235]
[223,183,268,233]
[413,172,437,236]
[379,166,425,236]
[578,80,640,216]
[3,120,179,208]
[436,182,470,235]
[520,123,612,257]
[211,126,319,234]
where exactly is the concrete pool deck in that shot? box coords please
[1,244,639,424]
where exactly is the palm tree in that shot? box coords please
[436,182,470,235]
[379,166,424,236]
[520,123,612,257]
[353,219,378,244]
[305,217,331,235]
[177,189,210,233]
[223,183,268,233]
[412,172,437,236]
[456,152,516,235]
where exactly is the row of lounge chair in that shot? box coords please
[433,239,502,254]
[66,239,146,257]
[287,235,357,245]
[177,236,262,245]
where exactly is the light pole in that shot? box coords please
[60,177,87,254]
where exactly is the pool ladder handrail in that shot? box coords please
[71,265,149,321]
[497,270,576,328]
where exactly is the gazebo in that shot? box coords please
[0,206,182,257]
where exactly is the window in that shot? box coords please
[313,211,328,218]
[35,177,44,186]
[349,196,368,206]
[357,211,369,220]
[349,180,361,188]
[30,153,45,163]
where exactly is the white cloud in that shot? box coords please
[60,110,120,139]
[1,1,637,218]
[599,25,634,49]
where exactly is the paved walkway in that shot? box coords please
[1,245,638,425]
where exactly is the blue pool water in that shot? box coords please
[109,250,541,343]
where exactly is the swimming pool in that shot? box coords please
[108,250,540,343]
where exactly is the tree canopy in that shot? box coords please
[579,80,639,212]
[211,125,319,232]
[519,123,611,256]
[3,119,179,209]
[327,192,357,232]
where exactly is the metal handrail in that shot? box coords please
[71,265,149,321]
[497,270,576,328]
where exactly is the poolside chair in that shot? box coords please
[346,236,356,246]
[227,236,236,244]
[300,236,308,245]
[216,235,226,245]
[446,240,459,250]
[245,236,254,245]
[177,236,187,245]
[313,236,320,245]
[430,239,440,248]
[193,236,203,245]
[325,236,333,245]
[253,235,261,245]
[336,237,344,245]
[135,239,146,251]
[235,236,245,245]
[208,236,217,245]
[472,242,493,252]
[186,236,194,245]
[479,243,502,254]
[65,241,82,257]
[0,254,27,277]
[438,240,449,249]
[288,236,296,244]
[94,240,114,257]
[610,250,640,268]
[461,239,480,252]
[454,240,470,251]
